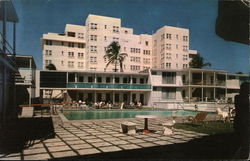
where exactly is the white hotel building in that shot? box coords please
[42,14,196,72]
[40,14,248,108]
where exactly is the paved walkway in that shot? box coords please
[0,116,209,160]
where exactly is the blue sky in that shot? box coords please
[10,0,249,73]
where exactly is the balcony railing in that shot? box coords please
[67,83,151,90]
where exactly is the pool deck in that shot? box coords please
[0,112,239,160]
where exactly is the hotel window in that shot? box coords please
[90,46,97,52]
[45,40,52,45]
[113,26,119,33]
[166,63,171,68]
[166,53,171,59]
[78,62,84,68]
[161,34,165,40]
[45,60,52,66]
[68,61,74,67]
[61,41,64,46]
[90,23,97,30]
[183,55,188,61]
[183,36,188,41]
[79,76,84,82]
[78,53,84,58]
[160,44,165,52]
[143,58,150,64]
[123,77,128,83]
[176,54,178,58]
[162,87,176,100]
[145,41,148,46]
[176,44,178,49]
[166,33,171,39]
[78,33,84,39]
[61,51,64,56]
[183,45,188,51]
[88,76,93,82]
[68,42,74,47]
[176,34,179,40]
[68,52,74,58]
[67,32,75,37]
[90,56,97,63]
[90,67,96,71]
[104,25,107,29]
[106,77,111,83]
[132,78,137,84]
[113,37,119,42]
[104,36,107,41]
[78,43,85,48]
[183,64,188,68]
[162,72,176,84]
[166,44,171,50]
[97,77,102,83]
[90,35,97,41]
[143,50,150,55]
[61,61,64,66]
[45,50,52,56]
[125,30,128,34]
[140,78,144,84]
[115,77,120,83]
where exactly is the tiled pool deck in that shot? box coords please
[0,114,210,160]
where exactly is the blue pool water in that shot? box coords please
[63,109,203,120]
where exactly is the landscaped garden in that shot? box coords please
[174,121,234,135]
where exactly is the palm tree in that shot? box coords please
[189,53,211,68]
[104,41,127,72]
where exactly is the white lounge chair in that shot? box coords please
[216,108,228,119]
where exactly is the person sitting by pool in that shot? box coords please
[130,102,135,108]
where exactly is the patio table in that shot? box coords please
[135,115,159,133]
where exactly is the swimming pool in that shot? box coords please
[63,109,204,120]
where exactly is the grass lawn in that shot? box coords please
[173,121,234,135]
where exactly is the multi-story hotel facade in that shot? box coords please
[40,14,249,109]
[41,14,197,72]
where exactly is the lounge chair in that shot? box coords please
[187,112,208,123]
[215,108,228,120]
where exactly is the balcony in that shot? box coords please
[67,83,151,90]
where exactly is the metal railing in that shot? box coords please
[67,83,151,89]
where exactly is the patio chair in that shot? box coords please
[215,108,228,120]
[188,112,208,123]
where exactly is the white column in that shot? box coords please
[75,73,77,83]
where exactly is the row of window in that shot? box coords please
[130,56,140,63]
[143,50,150,55]
[161,33,188,42]
[160,53,188,60]
[143,58,151,64]
[67,32,84,39]
[45,60,85,68]
[161,63,189,69]
[131,48,141,53]
[69,74,147,84]
[90,23,120,33]
[160,44,189,51]
[130,65,140,71]
[45,40,85,48]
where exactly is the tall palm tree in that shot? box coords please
[189,53,211,68]
[104,41,127,72]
